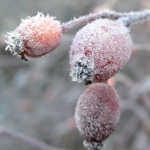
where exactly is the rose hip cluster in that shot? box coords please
[69,19,132,149]
[5,12,133,150]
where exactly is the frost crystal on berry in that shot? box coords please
[70,54,95,84]
[5,12,62,60]
[70,19,133,84]
[75,83,120,144]
[5,32,24,55]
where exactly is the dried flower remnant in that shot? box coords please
[5,12,62,61]
[75,83,120,149]
[69,19,133,84]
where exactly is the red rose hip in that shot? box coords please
[75,83,120,145]
[69,19,132,84]
[5,12,62,60]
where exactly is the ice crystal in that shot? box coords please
[70,54,94,84]
[5,32,24,55]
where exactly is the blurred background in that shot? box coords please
[0,0,150,150]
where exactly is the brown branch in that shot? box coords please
[0,127,66,150]
[121,101,150,133]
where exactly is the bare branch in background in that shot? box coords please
[0,127,66,150]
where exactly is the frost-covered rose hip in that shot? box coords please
[70,19,132,84]
[5,12,62,60]
[75,83,120,147]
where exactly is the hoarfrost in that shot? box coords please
[5,32,24,55]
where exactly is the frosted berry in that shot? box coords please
[5,12,62,61]
[75,83,120,145]
[69,19,132,84]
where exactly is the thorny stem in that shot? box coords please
[61,9,150,32]
[0,127,66,150]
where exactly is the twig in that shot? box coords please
[61,10,122,32]
[133,44,150,51]
[61,9,150,32]
[115,72,134,88]
[121,101,150,133]
[129,76,150,99]
[124,10,150,26]
[141,92,150,111]
[0,127,66,150]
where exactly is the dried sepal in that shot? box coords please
[83,140,103,150]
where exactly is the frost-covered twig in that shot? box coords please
[123,10,150,26]
[0,127,66,150]
[61,10,122,32]
[61,9,150,32]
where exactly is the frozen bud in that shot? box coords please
[69,19,132,84]
[5,12,62,60]
[75,83,120,145]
